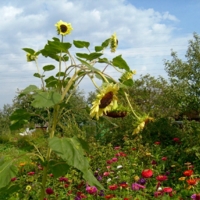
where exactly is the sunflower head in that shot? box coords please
[26,53,37,62]
[90,83,119,120]
[132,116,154,134]
[110,33,118,53]
[120,70,136,82]
[55,20,73,36]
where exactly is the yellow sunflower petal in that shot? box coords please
[55,20,73,36]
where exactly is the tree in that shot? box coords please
[165,33,200,114]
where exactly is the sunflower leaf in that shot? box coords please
[22,48,35,54]
[43,65,55,71]
[112,55,130,71]
[76,52,103,61]
[32,91,61,108]
[73,40,90,48]
[101,38,110,48]
[95,46,104,52]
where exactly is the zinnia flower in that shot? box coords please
[55,20,73,36]
[90,83,119,120]
[187,179,197,185]
[162,187,173,193]
[156,175,168,182]
[109,184,118,190]
[46,187,54,195]
[141,169,153,178]
[86,186,98,194]
[191,193,200,200]
[183,170,193,176]
[131,183,145,190]
[110,33,118,52]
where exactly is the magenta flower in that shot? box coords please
[191,194,200,200]
[131,183,145,190]
[46,187,54,195]
[27,171,35,176]
[86,186,98,194]
[59,177,68,183]
[111,157,118,162]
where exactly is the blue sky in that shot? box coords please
[0,0,200,108]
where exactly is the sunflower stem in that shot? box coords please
[124,92,140,119]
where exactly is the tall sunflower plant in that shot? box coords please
[3,20,151,199]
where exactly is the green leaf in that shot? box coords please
[56,72,66,77]
[22,48,35,54]
[0,184,20,199]
[22,85,38,94]
[45,76,58,88]
[49,160,70,178]
[43,65,55,71]
[112,55,130,71]
[33,73,44,78]
[95,46,104,52]
[73,40,90,48]
[98,58,110,64]
[32,91,62,108]
[10,109,31,130]
[0,159,18,189]
[101,38,110,48]
[76,52,103,61]
[120,79,134,87]
[48,137,103,189]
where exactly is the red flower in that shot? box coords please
[45,188,54,195]
[115,152,127,157]
[107,160,113,164]
[132,147,137,150]
[114,146,121,150]
[11,177,17,182]
[161,157,167,161]
[154,141,161,145]
[156,175,168,182]
[162,187,173,193]
[141,169,153,178]
[119,183,129,188]
[187,179,197,185]
[27,171,35,176]
[183,170,193,176]
[109,184,118,190]
[59,177,68,183]
[173,138,180,142]
[105,194,115,199]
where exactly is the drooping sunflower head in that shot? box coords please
[120,70,136,82]
[132,115,154,134]
[26,53,38,62]
[110,33,118,53]
[90,83,119,120]
[55,20,73,36]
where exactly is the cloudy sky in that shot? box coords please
[1,0,200,108]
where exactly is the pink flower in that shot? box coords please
[114,146,121,150]
[112,157,118,162]
[106,160,113,164]
[162,187,173,193]
[86,186,98,194]
[132,183,145,190]
[103,172,110,176]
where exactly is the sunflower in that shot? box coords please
[26,53,37,62]
[90,83,119,119]
[133,115,154,134]
[120,70,136,82]
[110,33,118,53]
[55,20,73,36]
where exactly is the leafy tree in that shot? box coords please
[165,33,200,115]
